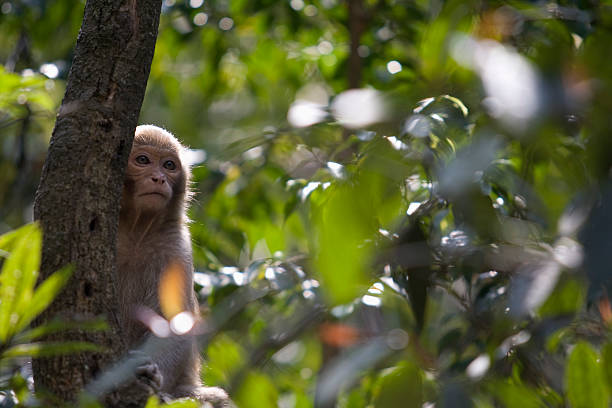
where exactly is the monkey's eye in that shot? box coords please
[135,155,150,165]
[163,160,177,170]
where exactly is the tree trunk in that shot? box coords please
[32,0,162,404]
[347,0,367,89]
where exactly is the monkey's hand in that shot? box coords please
[106,351,164,407]
[129,350,163,392]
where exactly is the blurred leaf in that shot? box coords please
[0,223,41,342]
[601,343,612,392]
[488,380,545,408]
[509,261,561,318]
[538,277,585,318]
[144,396,161,408]
[235,372,278,408]
[342,388,368,408]
[203,335,245,386]
[160,398,199,407]
[13,264,72,334]
[565,342,609,408]
[316,338,390,406]
[14,317,108,343]
[76,393,105,408]
[314,182,373,305]
[0,67,56,115]
[372,362,423,408]
[1,341,101,358]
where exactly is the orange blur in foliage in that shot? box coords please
[318,323,360,348]
[159,260,187,320]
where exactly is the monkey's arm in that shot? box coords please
[144,334,231,407]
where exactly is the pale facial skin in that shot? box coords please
[124,145,182,214]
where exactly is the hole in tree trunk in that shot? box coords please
[89,217,97,232]
[84,281,93,297]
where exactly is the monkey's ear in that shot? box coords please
[159,261,188,320]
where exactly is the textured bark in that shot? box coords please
[347,0,368,89]
[32,0,162,404]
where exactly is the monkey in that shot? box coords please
[116,125,230,407]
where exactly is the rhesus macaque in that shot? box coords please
[117,125,229,407]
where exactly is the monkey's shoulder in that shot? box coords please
[117,228,192,273]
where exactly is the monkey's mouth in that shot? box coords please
[140,192,168,198]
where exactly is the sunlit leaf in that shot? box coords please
[0,223,41,342]
[314,183,372,305]
[144,396,161,408]
[160,398,199,407]
[14,264,72,334]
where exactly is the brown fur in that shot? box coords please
[117,125,229,407]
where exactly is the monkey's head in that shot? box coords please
[121,125,190,218]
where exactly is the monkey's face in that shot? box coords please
[123,145,183,214]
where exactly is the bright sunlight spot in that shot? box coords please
[466,354,490,380]
[169,311,195,335]
[290,0,304,11]
[150,315,171,338]
[193,12,208,26]
[219,17,234,30]
[40,63,59,79]
[288,100,328,128]
[451,34,540,130]
[386,60,402,74]
[331,88,386,129]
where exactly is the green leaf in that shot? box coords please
[314,183,371,304]
[161,399,199,407]
[489,380,544,408]
[538,277,585,318]
[203,334,245,386]
[0,223,41,342]
[441,94,469,117]
[235,372,278,408]
[372,362,423,408]
[2,341,101,358]
[76,392,104,408]
[144,397,161,408]
[601,343,612,391]
[566,342,609,408]
[143,394,199,408]
[13,264,73,333]
[0,224,31,252]
[14,317,108,343]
